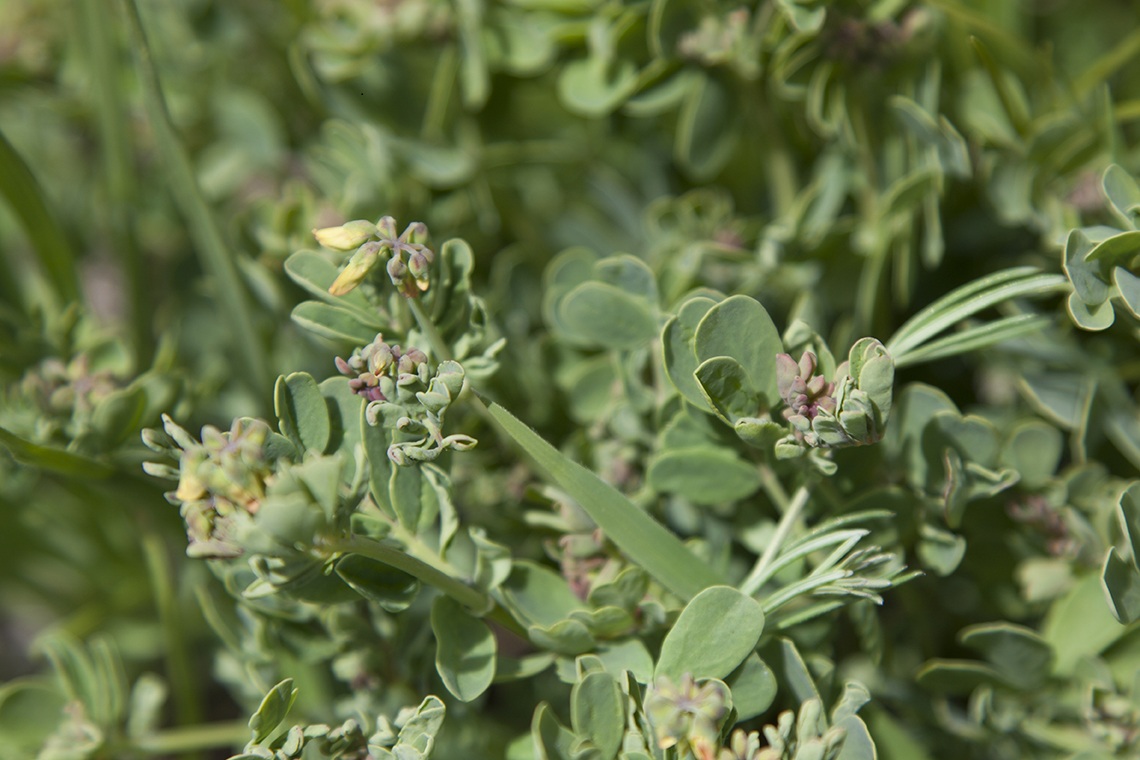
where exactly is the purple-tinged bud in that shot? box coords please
[335,356,353,376]
[387,255,407,284]
[376,216,398,238]
[408,251,431,280]
[403,221,429,245]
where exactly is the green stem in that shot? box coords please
[740,485,811,597]
[130,721,249,755]
[120,0,270,405]
[322,534,489,611]
[80,0,151,364]
[406,297,453,362]
[756,464,791,513]
[422,45,458,142]
[142,534,203,749]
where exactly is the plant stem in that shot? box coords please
[322,534,489,611]
[757,464,791,513]
[80,0,151,365]
[131,720,249,755]
[740,484,811,597]
[142,534,203,752]
[120,0,271,406]
[406,297,453,362]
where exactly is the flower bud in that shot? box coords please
[329,241,382,296]
[312,220,378,251]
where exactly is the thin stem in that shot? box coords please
[757,464,791,513]
[322,534,489,612]
[142,534,203,753]
[130,721,250,755]
[121,0,271,406]
[740,484,811,597]
[406,297,454,362]
[80,0,152,364]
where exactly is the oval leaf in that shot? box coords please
[695,295,782,407]
[655,586,765,681]
[432,596,496,702]
[274,372,331,453]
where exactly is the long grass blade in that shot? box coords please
[120,0,270,398]
[0,128,79,307]
[886,268,1066,358]
[487,401,724,601]
[892,314,1052,368]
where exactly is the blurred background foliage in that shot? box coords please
[3,0,1140,758]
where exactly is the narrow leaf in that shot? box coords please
[487,402,724,600]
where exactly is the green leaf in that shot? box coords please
[1042,573,1127,675]
[886,267,1068,359]
[292,300,381,345]
[915,659,1004,694]
[1103,163,1140,226]
[917,525,966,576]
[655,586,765,682]
[528,619,596,656]
[662,296,721,410]
[1114,267,1140,318]
[283,250,375,314]
[335,554,420,612]
[488,403,725,600]
[557,57,638,118]
[1063,229,1111,305]
[500,561,586,628]
[834,715,876,760]
[432,596,497,702]
[676,72,739,179]
[723,653,777,720]
[274,372,331,454]
[999,421,1063,489]
[0,426,114,479]
[694,295,782,408]
[571,672,625,760]
[249,679,298,743]
[0,127,79,304]
[646,446,761,505]
[1018,372,1094,430]
[1118,483,1140,560]
[1066,291,1115,331]
[92,386,148,448]
[1103,549,1140,624]
[891,314,1052,369]
[531,702,577,760]
[960,622,1054,690]
[557,282,658,350]
[1084,230,1140,264]
[694,356,761,424]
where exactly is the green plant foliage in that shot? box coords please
[6,1,1140,759]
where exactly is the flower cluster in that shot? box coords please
[335,333,429,403]
[338,333,475,466]
[315,216,435,298]
[775,338,894,451]
[645,674,731,760]
[145,417,288,558]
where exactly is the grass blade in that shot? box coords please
[0,128,79,307]
[487,401,724,601]
[120,0,270,398]
[79,0,152,364]
[892,314,1052,368]
[886,268,1066,358]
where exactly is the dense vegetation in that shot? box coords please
[2,1,1140,758]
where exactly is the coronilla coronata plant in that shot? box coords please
[7,3,1140,760]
